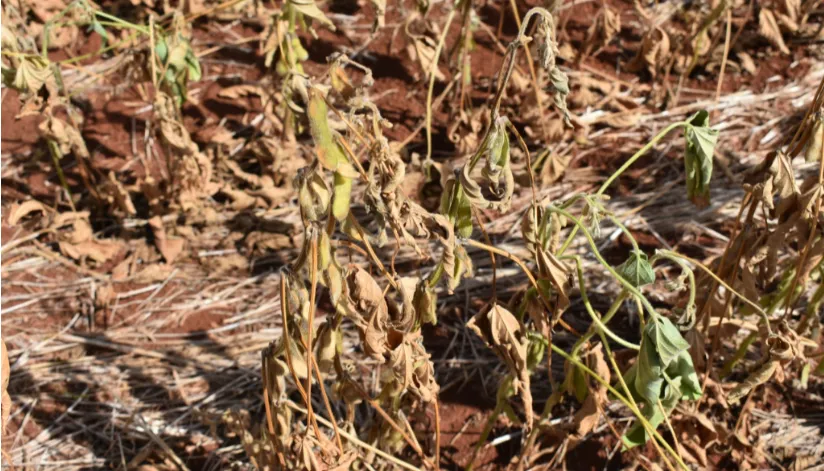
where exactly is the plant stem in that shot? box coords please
[571,257,640,350]
[279,276,321,438]
[660,250,772,334]
[287,401,422,471]
[568,287,629,357]
[424,8,457,172]
[548,207,661,322]
[466,400,503,471]
[553,343,687,471]
[558,122,686,255]
[94,11,150,34]
[47,141,76,212]
[304,235,319,432]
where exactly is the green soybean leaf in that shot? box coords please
[634,318,690,404]
[440,180,473,238]
[455,186,473,239]
[622,376,681,449]
[684,110,719,207]
[666,350,702,401]
[634,334,665,405]
[619,363,643,403]
[648,317,690,368]
[332,171,353,221]
[155,37,169,63]
[616,250,655,288]
[185,49,202,81]
[89,19,109,49]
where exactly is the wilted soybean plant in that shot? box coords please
[249,5,724,470]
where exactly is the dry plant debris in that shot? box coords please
[2,0,824,469]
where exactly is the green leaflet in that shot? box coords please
[440,180,473,238]
[526,332,547,372]
[623,318,700,448]
[667,350,702,401]
[332,171,353,221]
[634,333,665,405]
[88,18,109,49]
[155,34,201,105]
[635,317,690,404]
[622,373,681,449]
[684,110,719,207]
[616,250,655,288]
[622,353,701,449]
[648,317,691,369]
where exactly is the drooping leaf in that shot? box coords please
[634,333,665,405]
[666,350,702,401]
[805,117,823,164]
[10,56,54,94]
[758,9,790,54]
[684,110,719,207]
[616,250,655,288]
[622,378,680,449]
[467,304,533,428]
[290,0,336,30]
[635,317,691,404]
[648,317,691,368]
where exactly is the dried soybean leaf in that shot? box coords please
[291,0,336,30]
[296,164,331,222]
[728,360,778,404]
[627,26,670,78]
[805,116,823,163]
[540,152,570,185]
[7,200,51,225]
[8,56,55,95]
[148,216,186,264]
[467,304,533,428]
[759,9,790,54]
